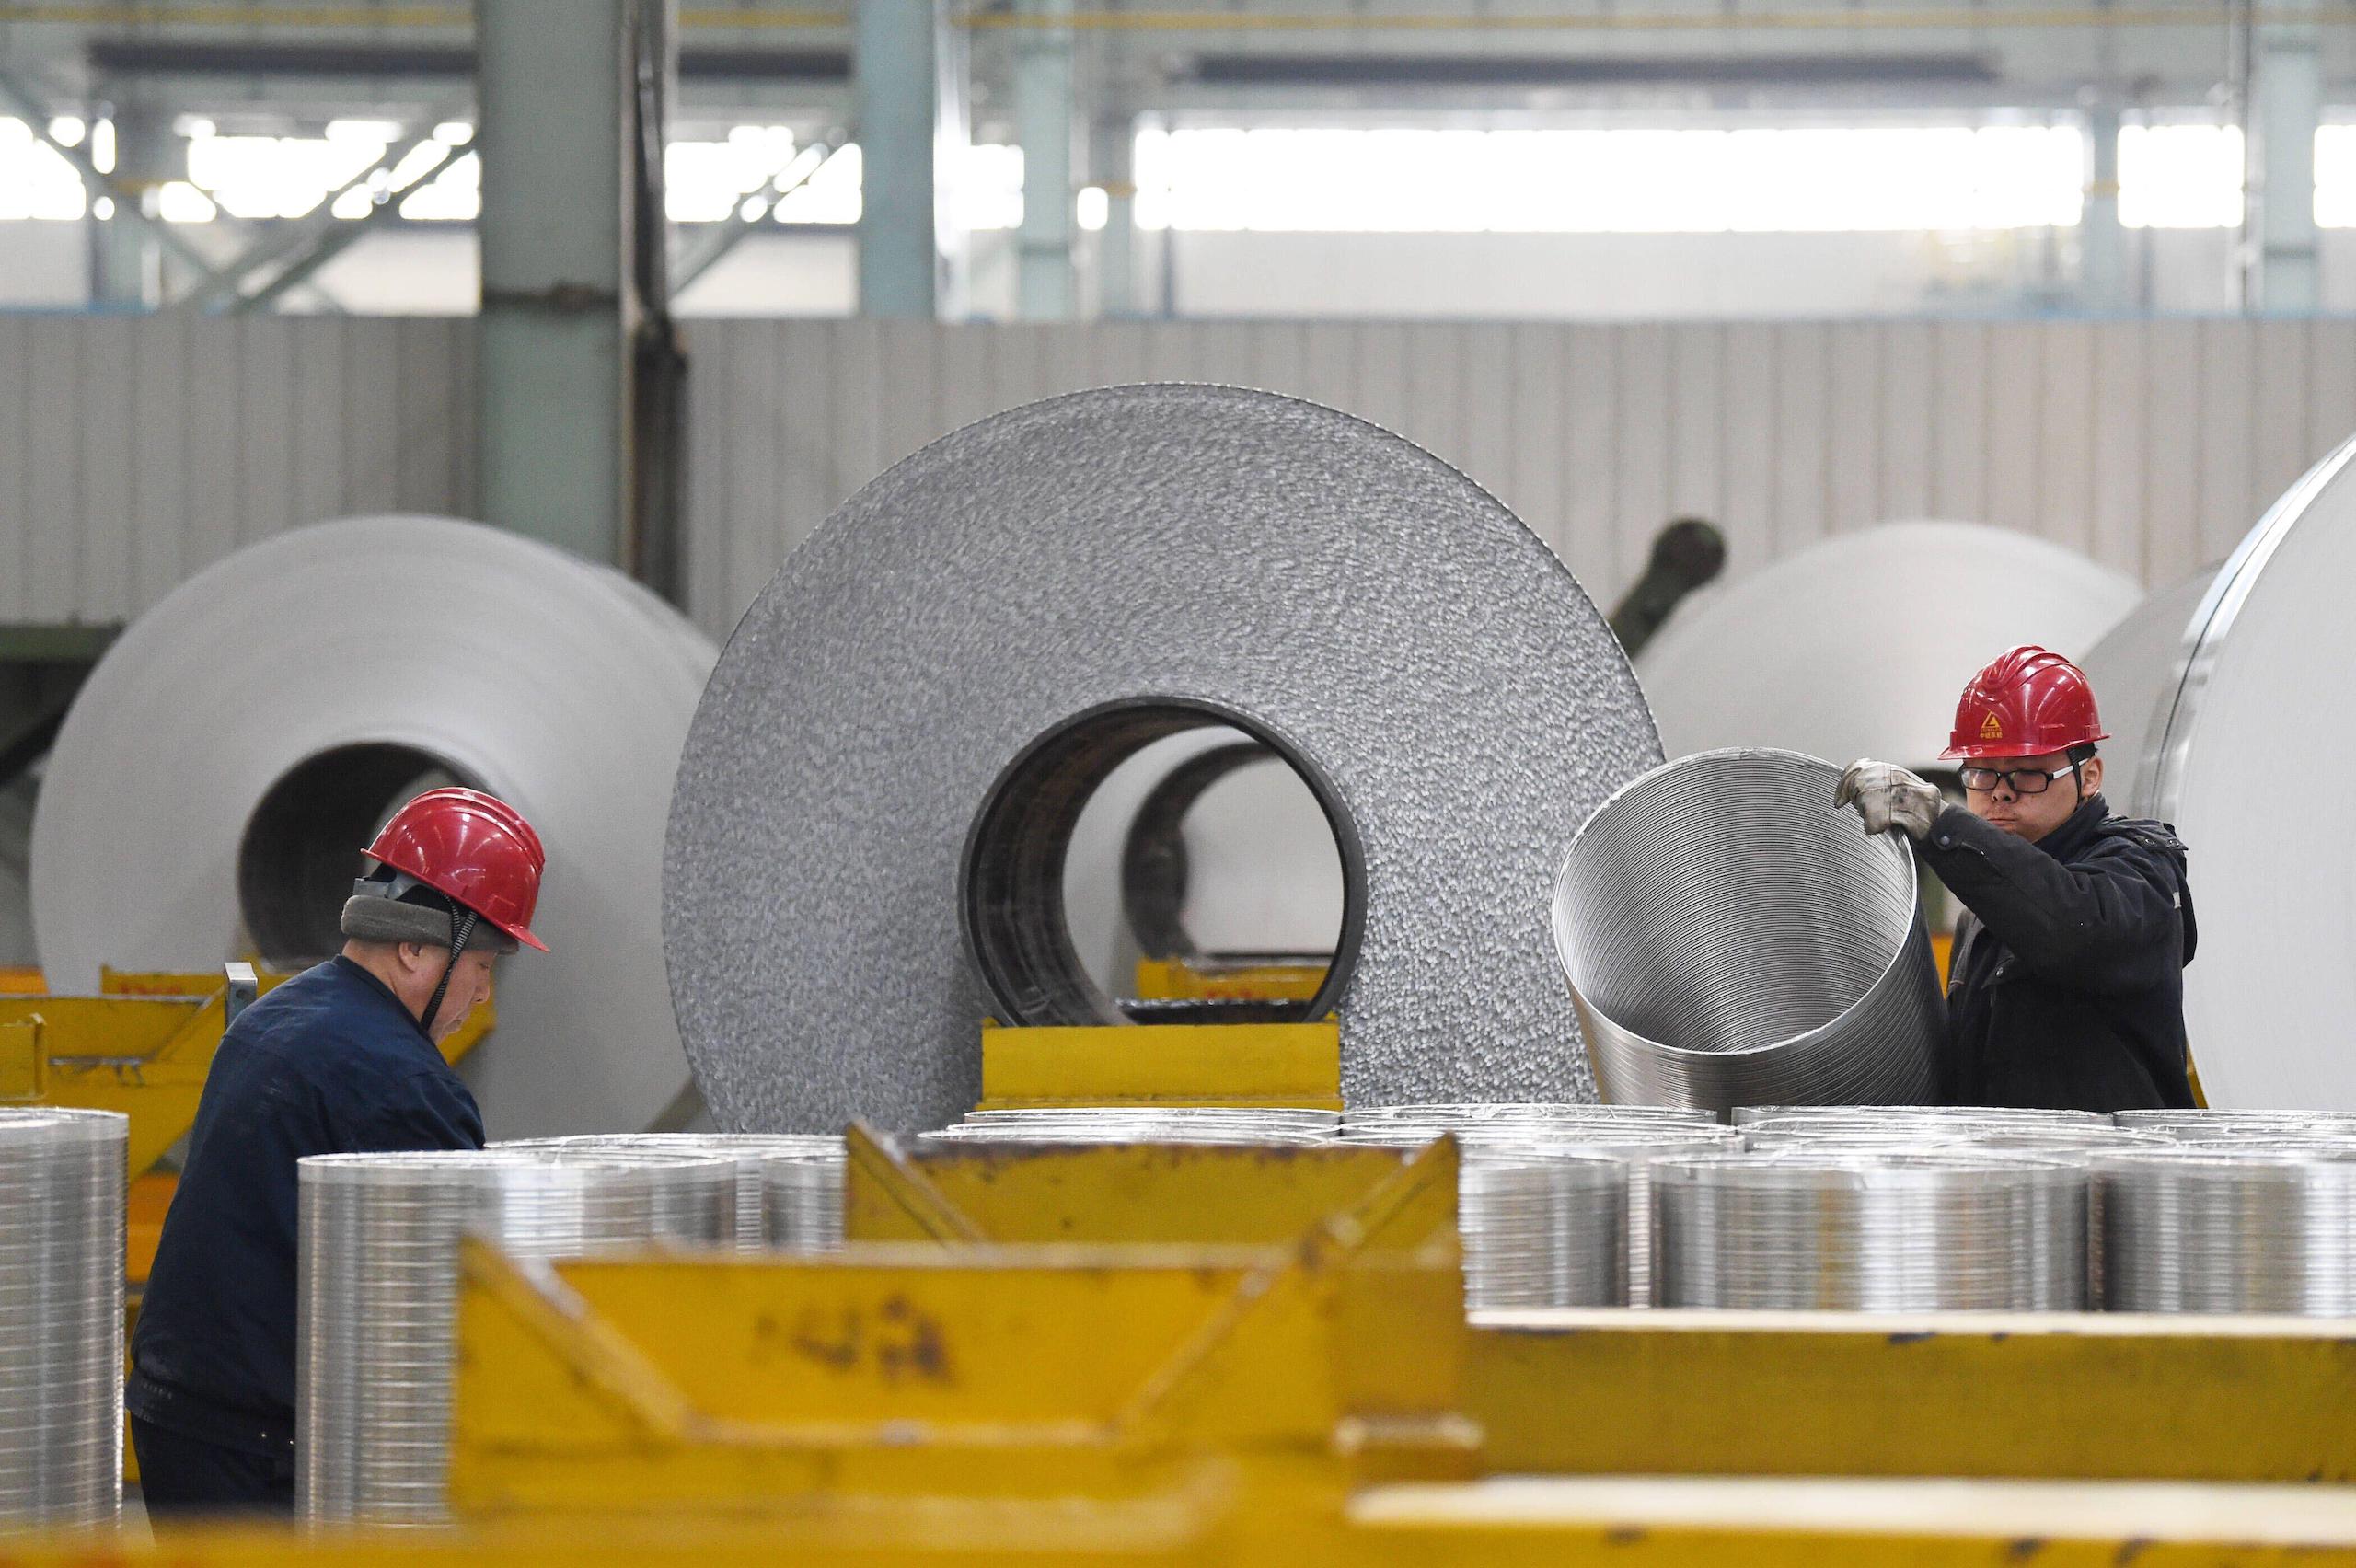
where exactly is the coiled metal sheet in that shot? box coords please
[1338,1106,1733,1305]
[2144,435,2356,1110]
[1553,749,1943,1114]
[0,1110,123,1529]
[500,1134,849,1250]
[489,1138,745,1244]
[296,1149,714,1527]
[2076,567,2218,815]
[31,517,717,1137]
[1735,1105,2112,1130]
[1636,522,2142,772]
[1459,1150,1628,1311]
[2098,1147,2356,1313]
[1654,1150,2086,1310]
[923,1106,1338,1147]
[664,386,1662,1132]
[2114,1109,2356,1139]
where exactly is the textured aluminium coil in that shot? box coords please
[664,386,1663,1133]
[0,1110,124,1529]
[296,1150,715,1527]
[1654,1150,2087,1311]
[2143,434,2356,1109]
[2098,1147,2356,1313]
[1553,749,1943,1114]
[29,516,717,1137]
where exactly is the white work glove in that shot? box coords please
[1835,759,1943,841]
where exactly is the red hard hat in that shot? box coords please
[363,788,549,952]
[1941,645,2109,762]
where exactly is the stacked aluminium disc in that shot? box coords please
[1553,749,1944,1114]
[297,1150,710,1526]
[496,1135,844,1249]
[923,1107,1338,1147]
[1340,1106,1734,1306]
[761,1144,850,1252]
[2098,1147,2356,1313]
[1458,1150,1628,1310]
[1653,1150,2087,1310]
[0,1110,125,1529]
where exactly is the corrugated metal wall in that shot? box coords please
[0,315,475,626]
[681,317,2356,638]
[5,314,2353,638]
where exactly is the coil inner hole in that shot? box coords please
[960,699,1365,1028]
[237,743,475,966]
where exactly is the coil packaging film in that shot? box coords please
[1653,1149,2087,1311]
[31,517,718,1137]
[297,1149,722,1527]
[2098,1146,2356,1313]
[0,1110,124,1529]
[664,386,1663,1132]
[1553,749,1944,1115]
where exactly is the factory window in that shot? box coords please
[4,115,2355,233]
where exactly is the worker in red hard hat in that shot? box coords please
[127,788,546,1519]
[1837,646,2196,1112]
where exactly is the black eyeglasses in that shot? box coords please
[1958,763,2076,796]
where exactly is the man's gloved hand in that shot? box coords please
[1835,759,1943,840]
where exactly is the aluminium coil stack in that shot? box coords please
[922,1107,1339,1147]
[0,1109,125,1530]
[1552,749,1945,1115]
[2112,1109,2356,1140]
[1454,1149,1628,1311]
[1340,1106,1737,1306]
[1653,1149,2088,1311]
[297,1148,722,1527]
[2097,1145,2356,1314]
[495,1134,845,1250]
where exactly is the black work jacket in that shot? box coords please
[1915,796,2197,1112]
[128,956,483,1455]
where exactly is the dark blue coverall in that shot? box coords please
[126,955,482,1515]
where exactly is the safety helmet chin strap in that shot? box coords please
[419,905,480,1039]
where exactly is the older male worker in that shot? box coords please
[1836,645,2196,1113]
[126,788,548,1516]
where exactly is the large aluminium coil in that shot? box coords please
[1654,1150,2087,1311]
[1635,522,2142,772]
[1459,1149,1628,1311]
[2075,566,2218,815]
[0,1110,124,1529]
[297,1149,707,1526]
[1552,749,1943,1114]
[2098,1147,2356,1313]
[665,386,1661,1131]
[2143,435,2356,1110]
[30,516,717,1137]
